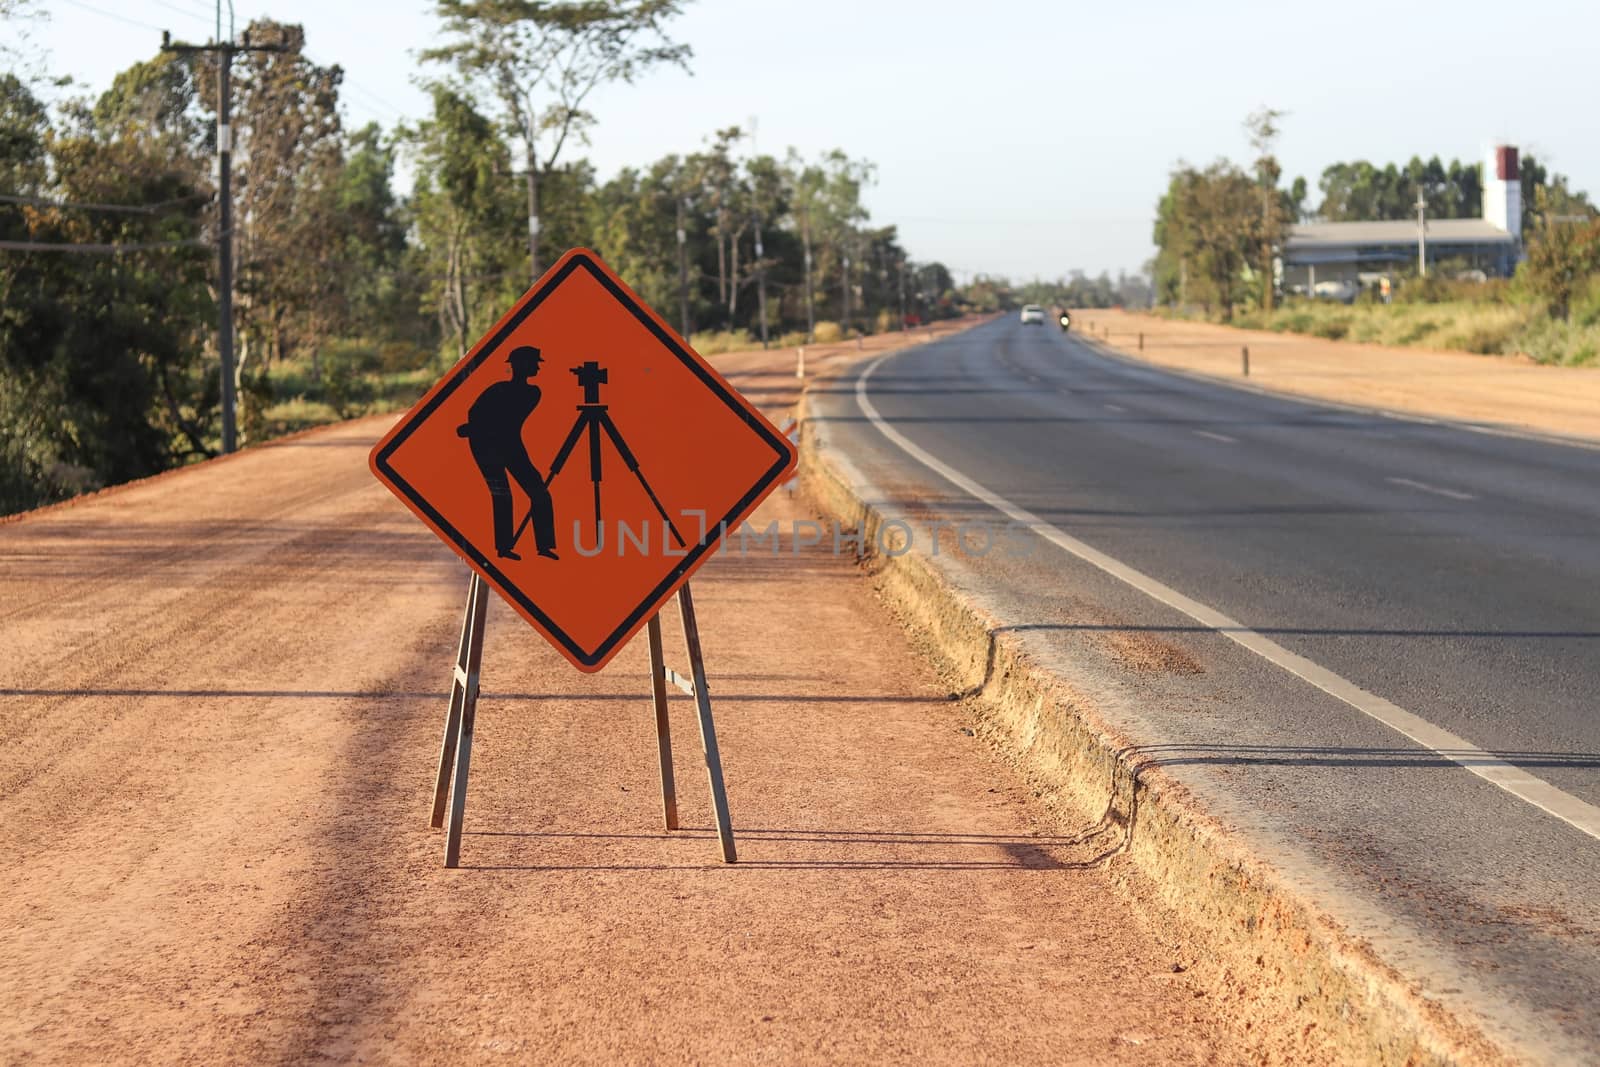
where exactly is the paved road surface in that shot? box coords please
[813,316,1600,1062]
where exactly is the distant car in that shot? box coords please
[1019,304,1045,324]
[1312,279,1360,304]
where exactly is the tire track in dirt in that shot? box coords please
[0,480,428,836]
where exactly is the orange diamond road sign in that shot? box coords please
[370,248,797,673]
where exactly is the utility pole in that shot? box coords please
[1416,188,1428,279]
[162,27,289,455]
[676,196,691,339]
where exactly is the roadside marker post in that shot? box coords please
[778,419,802,493]
[371,248,797,867]
[1242,345,1251,377]
[796,346,806,379]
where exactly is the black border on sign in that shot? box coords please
[373,252,793,669]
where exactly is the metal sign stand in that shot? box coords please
[430,570,737,868]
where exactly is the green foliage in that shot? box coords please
[1511,314,1600,366]
[423,0,693,277]
[0,71,216,512]
[687,328,754,355]
[1153,158,1271,320]
[403,83,525,359]
[3,6,951,515]
[1016,271,1148,310]
[1183,297,1600,364]
[1519,193,1600,321]
[238,370,275,445]
[1312,152,1593,231]
[319,342,377,419]
[1317,156,1482,221]
[1311,318,1349,341]
[1518,156,1596,234]
[1571,277,1600,328]
[1394,275,1513,305]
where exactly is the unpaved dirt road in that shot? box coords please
[0,332,1259,1064]
[1073,308,1600,441]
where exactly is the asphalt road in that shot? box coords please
[813,315,1600,1062]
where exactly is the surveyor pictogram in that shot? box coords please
[549,359,686,549]
[456,345,559,561]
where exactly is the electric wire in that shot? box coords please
[0,191,207,214]
[56,0,163,33]
[0,237,210,253]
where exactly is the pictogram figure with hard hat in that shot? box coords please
[456,345,559,561]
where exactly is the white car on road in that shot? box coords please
[1019,304,1045,324]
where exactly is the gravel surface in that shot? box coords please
[0,332,1257,1064]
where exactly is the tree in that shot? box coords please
[783,148,873,339]
[1,70,214,512]
[1154,160,1262,320]
[1307,154,1600,226]
[587,156,683,319]
[1245,106,1287,311]
[336,123,417,344]
[1521,188,1600,321]
[1519,154,1595,234]
[687,126,750,325]
[424,0,692,282]
[209,20,348,382]
[405,83,522,359]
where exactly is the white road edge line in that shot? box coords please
[1103,403,1127,413]
[1386,476,1477,501]
[855,356,1600,843]
[1193,430,1238,444]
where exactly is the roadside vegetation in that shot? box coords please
[1154,270,1600,367]
[1147,109,1600,365]
[0,1,975,516]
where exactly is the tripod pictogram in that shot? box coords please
[536,360,687,549]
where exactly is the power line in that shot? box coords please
[133,0,213,30]
[0,191,206,215]
[324,68,407,121]
[57,0,164,33]
[0,237,209,253]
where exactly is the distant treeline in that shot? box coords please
[1315,155,1591,231]
[1148,109,1599,322]
[0,4,974,516]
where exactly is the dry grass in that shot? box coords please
[1190,290,1600,366]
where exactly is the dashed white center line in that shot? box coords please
[855,355,1600,843]
[1385,476,1476,501]
[1103,403,1127,413]
[1193,430,1238,444]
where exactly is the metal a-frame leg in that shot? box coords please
[431,570,488,868]
[646,614,680,830]
[676,582,736,863]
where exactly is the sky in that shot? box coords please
[20,0,1600,281]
